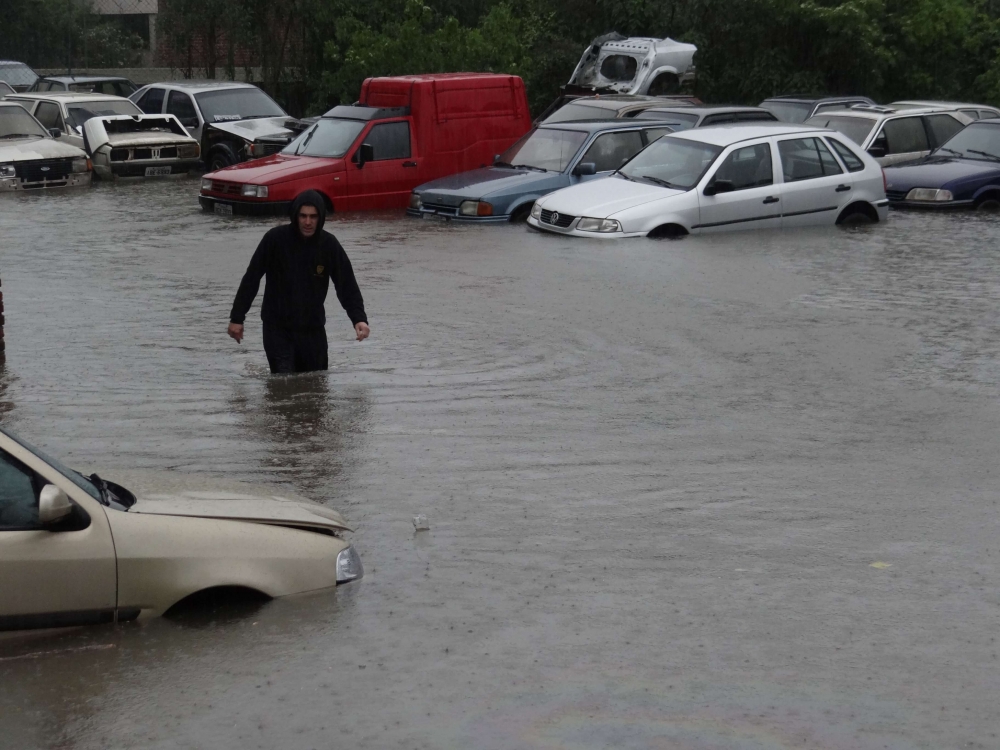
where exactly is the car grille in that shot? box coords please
[423,202,459,216]
[885,189,908,202]
[15,158,72,184]
[110,146,180,162]
[210,180,243,195]
[257,142,284,156]
[540,208,575,228]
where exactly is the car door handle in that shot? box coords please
[835,184,851,192]
[762,196,779,204]
[402,161,417,168]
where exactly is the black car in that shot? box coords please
[883,120,1000,209]
[760,95,877,123]
[28,75,138,97]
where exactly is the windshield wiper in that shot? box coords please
[295,125,317,155]
[614,171,635,182]
[641,175,680,189]
[967,148,1000,162]
[512,163,547,172]
[936,147,962,157]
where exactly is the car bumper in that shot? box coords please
[0,172,91,191]
[526,215,634,238]
[199,195,293,216]
[406,207,511,224]
[98,160,200,179]
[887,198,975,210]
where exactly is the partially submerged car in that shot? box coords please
[541,95,695,125]
[84,114,200,179]
[804,104,971,166]
[527,124,887,238]
[0,102,91,192]
[889,100,1000,121]
[130,81,308,171]
[408,119,676,222]
[29,75,138,97]
[0,60,38,92]
[883,119,1000,209]
[759,95,877,123]
[634,105,778,129]
[199,74,532,216]
[567,33,697,96]
[4,92,144,149]
[0,426,362,631]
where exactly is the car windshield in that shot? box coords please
[804,115,876,146]
[618,135,722,189]
[937,123,1000,160]
[283,118,365,157]
[0,62,38,88]
[0,428,102,502]
[498,127,589,172]
[761,101,812,123]
[0,106,48,138]
[635,110,700,129]
[194,88,285,122]
[67,100,142,129]
[544,103,618,124]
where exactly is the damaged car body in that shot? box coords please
[83,114,200,179]
[567,33,697,97]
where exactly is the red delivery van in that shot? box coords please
[199,73,532,216]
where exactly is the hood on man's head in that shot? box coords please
[289,190,327,237]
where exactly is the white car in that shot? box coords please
[0,102,91,192]
[527,124,888,238]
[0,426,362,631]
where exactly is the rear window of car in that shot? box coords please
[825,137,866,172]
[804,115,876,146]
[760,100,812,123]
[544,103,618,124]
[634,110,699,129]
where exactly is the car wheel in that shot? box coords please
[836,203,877,225]
[208,149,234,172]
[975,196,1000,211]
[509,205,532,223]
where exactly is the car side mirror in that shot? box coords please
[574,162,597,176]
[39,484,73,525]
[703,179,735,196]
[48,127,61,138]
[356,143,375,168]
[180,118,198,130]
[867,144,886,158]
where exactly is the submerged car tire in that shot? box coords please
[836,203,878,225]
[647,223,688,239]
[207,145,237,172]
[509,204,532,223]
[974,194,1000,211]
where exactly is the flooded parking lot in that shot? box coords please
[2,178,1000,749]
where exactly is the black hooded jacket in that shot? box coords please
[230,191,367,331]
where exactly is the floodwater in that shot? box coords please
[1,178,999,749]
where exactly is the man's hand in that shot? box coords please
[355,322,370,342]
[228,322,244,343]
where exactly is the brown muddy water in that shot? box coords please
[1,177,999,749]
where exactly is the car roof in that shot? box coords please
[558,97,667,111]
[762,94,873,102]
[7,92,133,103]
[806,105,956,121]
[641,105,771,115]
[537,119,677,133]
[667,123,828,145]
[140,81,258,92]
[891,100,999,110]
[0,101,31,111]
[39,75,132,83]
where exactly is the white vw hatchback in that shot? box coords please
[527,124,888,238]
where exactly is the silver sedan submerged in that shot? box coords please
[84,114,200,179]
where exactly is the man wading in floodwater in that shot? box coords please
[227,190,370,373]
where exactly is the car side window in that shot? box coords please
[363,122,411,160]
[137,87,165,114]
[36,80,52,91]
[778,137,843,181]
[701,114,737,126]
[0,450,40,530]
[641,127,672,146]
[979,110,999,120]
[882,117,930,154]
[34,101,63,131]
[166,91,199,127]
[960,109,980,120]
[825,137,866,172]
[710,143,773,189]
[581,131,644,172]
[924,114,965,149]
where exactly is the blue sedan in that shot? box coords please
[883,120,1000,209]
[407,119,676,223]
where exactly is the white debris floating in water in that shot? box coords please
[413,515,430,531]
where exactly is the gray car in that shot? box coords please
[407,120,676,223]
[634,105,778,129]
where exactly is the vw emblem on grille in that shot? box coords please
[40,166,50,172]
[551,211,560,224]
[152,148,161,159]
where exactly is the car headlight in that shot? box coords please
[0,164,15,178]
[241,184,269,198]
[530,202,542,219]
[577,217,621,233]
[409,192,422,210]
[336,545,363,583]
[178,143,200,159]
[201,177,213,192]
[71,157,89,173]
[459,200,493,217]
[905,188,953,202]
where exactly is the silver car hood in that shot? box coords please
[0,137,86,162]
[207,116,301,141]
[109,470,352,532]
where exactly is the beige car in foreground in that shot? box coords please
[0,427,362,631]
